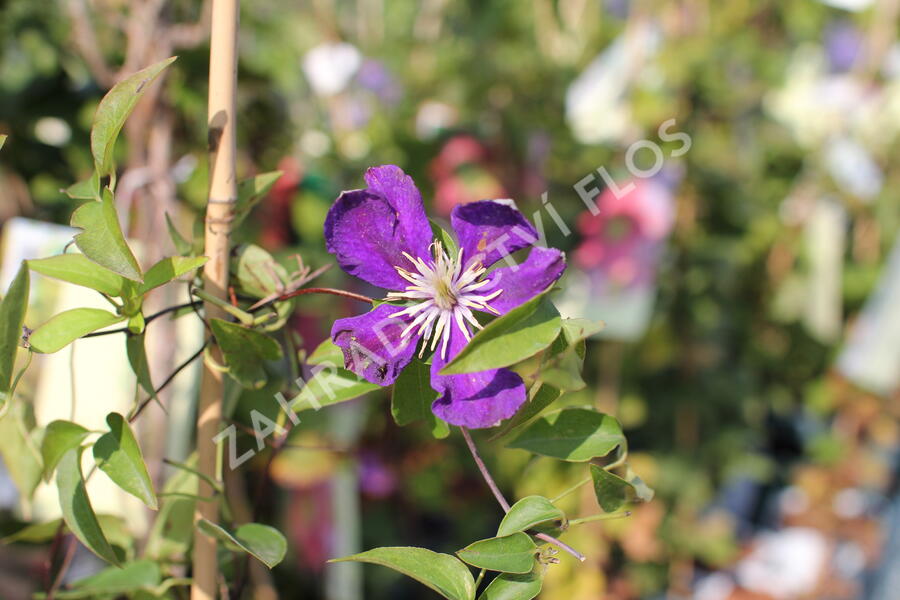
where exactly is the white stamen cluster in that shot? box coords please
[387,241,502,360]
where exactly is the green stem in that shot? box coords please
[568,511,631,527]
[551,476,591,504]
[474,568,486,590]
[191,288,254,325]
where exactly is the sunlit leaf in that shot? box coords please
[490,384,561,441]
[29,308,125,354]
[93,413,157,509]
[41,420,90,482]
[497,496,565,537]
[234,244,287,299]
[70,189,142,281]
[136,255,207,296]
[0,263,29,403]
[0,399,42,498]
[165,213,192,256]
[440,293,561,375]
[507,408,625,462]
[64,177,99,201]
[331,547,476,600]
[307,337,344,366]
[198,519,287,568]
[456,533,537,574]
[292,366,379,412]
[91,57,177,177]
[56,447,119,564]
[29,254,126,297]
[477,570,543,600]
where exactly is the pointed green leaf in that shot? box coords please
[234,171,283,226]
[64,177,99,201]
[307,337,344,366]
[440,294,561,375]
[490,385,561,441]
[391,358,449,438]
[126,333,157,403]
[331,547,476,600]
[41,420,90,482]
[70,189,142,281]
[29,308,125,353]
[497,496,565,537]
[136,255,207,296]
[165,213,192,256]
[197,519,287,568]
[56,447,120,564]
[430,220,459,257]
[0,399,42,498]
[33,560,161,599]
[457,533,537,574]
[2,519,63,544]
[209,319,283,389]
[29,254,126,297]
[478,570,543,600]
[91,57,177,177]
[292,366,379,412]
[0,263,29,401]
[590,465,631,513]
[93,412,157,509]
[507,408,625,462]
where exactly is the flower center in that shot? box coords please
[387,241,502,360]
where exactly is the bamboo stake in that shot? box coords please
[193,0,239,598]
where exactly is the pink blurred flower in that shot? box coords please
[573,178,674,288]
[430,135,506,215]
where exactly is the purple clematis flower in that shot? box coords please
[325,165,566,429]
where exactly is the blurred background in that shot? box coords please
[2,0,900,598]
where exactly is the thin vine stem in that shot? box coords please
[459,427,586,562]
[128,340,209,423]
[275,286,374,305]
[82,301,201,338]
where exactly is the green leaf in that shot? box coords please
[29,254,126,297]
[64,177,99,201]
[440,294,561,375]
[93,412,157,509]
[29,308,125,353]
[234,171,283,225]
[391,358,449,438]
[126,333,156,402]
[0,399,43,498]
[144,456,198,561]
[91,57,177,177]
[165,213,192,255]
[456,533,537,574]
[332,547,476,600]
[497,496,565,537]
[234,244,288,299]
[590,465,631,513]
[1,519,63,544]
[56,447,120,565]
[70,189,142,281]
[307,337,344,366]
[624,466,655,503]
[41,420,90,482]
[490,384,561,441]
[0,262,29,401]
[0,134,6,150]
[507,408,625,462]
[34,560,161,599]
[197,519,287,568]
[292,366,379,412]
[430,220,459,256]
[209,319,283,389]
[136,255,207,296]
[478,570,543,600]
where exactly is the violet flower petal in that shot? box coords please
[430,321,526,429]
[325,166,433,290]
[331,303,419,386]
[484,247,567,315]
[451,200,537,269]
